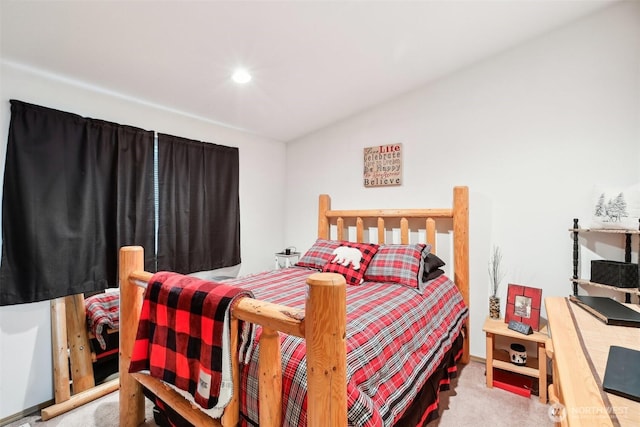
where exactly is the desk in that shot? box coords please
[545,297,640,426]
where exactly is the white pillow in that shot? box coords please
[590,183,640,230]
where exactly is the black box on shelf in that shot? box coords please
[591,260,639,289]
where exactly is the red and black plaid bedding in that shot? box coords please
[129,272,254,409]
[84,290,120,350]
[177,267,467,427]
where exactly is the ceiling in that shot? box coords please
[1,0,619,142]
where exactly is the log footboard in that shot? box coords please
[118,246,347,427]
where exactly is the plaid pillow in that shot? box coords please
[296,238,341,270]
[322,242,379,285]
[364,243,429,289]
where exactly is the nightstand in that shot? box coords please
[274,252,300,269]
[483,316,548,403]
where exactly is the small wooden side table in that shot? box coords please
[483,317,548,403]
[274,252,300,269]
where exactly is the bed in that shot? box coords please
[119,186,470,427]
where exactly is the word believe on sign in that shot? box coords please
[363,143,403,188]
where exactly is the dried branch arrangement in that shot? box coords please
[488,246,505,298]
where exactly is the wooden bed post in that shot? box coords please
[221,317,241,426]
[318,194,331,239]
[426,218,436,254]
[65,294,95,393]
[258,327,283,426]
[119,246,146,427]
[453,186,470,364]
[50,298,71,404]
[305,272,347,427]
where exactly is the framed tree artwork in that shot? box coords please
[505,283,543,331]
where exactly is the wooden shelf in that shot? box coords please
[569,228,640,234]
[571,278,640,296]
[482,317,548,343]
[570,221,639,303]
[493,351,540,378]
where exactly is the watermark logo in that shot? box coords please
[548,403,628,422]
[548,402,567,422]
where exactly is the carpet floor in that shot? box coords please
[426,360,552,426]
[5,361,552,426]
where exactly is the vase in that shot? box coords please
[489,296,500,319]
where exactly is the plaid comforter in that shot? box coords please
[214,267,469,427]
[84,290,120,350]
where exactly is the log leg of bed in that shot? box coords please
[119,246,146,427]
[221,316,240,426]
[453,186,470,364]
[259,326,283,426]
[50,298,71,404]
[65,293,96,393]
[305,272,347,427]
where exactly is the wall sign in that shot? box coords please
[363,143,402,188]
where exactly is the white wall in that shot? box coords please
[0,62,287,419]
[284,2,640,359]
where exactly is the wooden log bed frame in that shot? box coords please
[119,186,469,427]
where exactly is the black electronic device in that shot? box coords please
[508,320,533,335]
[570,295,640,328]
[603,346,640,402]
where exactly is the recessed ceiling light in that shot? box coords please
[232,68,252,84]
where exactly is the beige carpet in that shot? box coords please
[5,361,552,426]
[3,392,156,427]
[426,361,552,427]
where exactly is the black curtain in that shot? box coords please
[157,133,240,274]
[0,100,155,305]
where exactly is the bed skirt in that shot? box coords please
[394,331,465,426]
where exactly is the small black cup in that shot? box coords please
[285,248,291,255]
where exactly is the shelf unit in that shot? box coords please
[483,317,548,403]
[570,218,640,303]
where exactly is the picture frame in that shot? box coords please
[505,283,543,331]
[363,143,403,187]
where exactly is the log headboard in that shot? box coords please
[317,185,469,363]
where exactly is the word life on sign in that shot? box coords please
[363,144,403,188]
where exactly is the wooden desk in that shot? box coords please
[545,297,640,426]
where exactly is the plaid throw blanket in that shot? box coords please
[129,271,254,411]
[85,290,120,350]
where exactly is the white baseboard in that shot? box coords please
[0,399,54,426]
